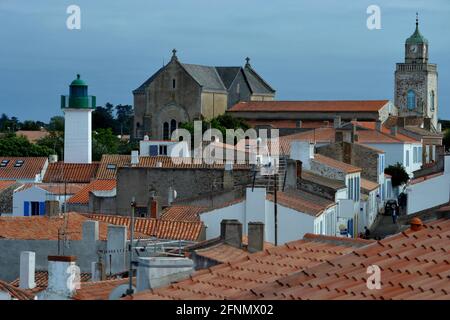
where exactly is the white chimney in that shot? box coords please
[290,141,314,170]
[49,154,58,163]
[131,150,139,166]
[144,135,149,141]
[38,256,80,300]
[136,257,194,292]
[19,251,36,290]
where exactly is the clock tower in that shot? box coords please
[395,14,438,129]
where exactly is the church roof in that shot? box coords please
[215,67,241,89]
[243,64,276,95]
[181,63,227,92]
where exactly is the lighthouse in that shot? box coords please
[61,74,96,163]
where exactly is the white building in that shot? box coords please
[139,138,190,157]
[61,74,96,164]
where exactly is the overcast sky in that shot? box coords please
[0,0,449,122]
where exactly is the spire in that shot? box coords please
[416,12,419,27]
[406,13,428,45]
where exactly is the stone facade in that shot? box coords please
[0,184,18,215]
[316,142,380,182]
[133,51,275,140]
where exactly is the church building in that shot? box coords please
[132,50,275,140]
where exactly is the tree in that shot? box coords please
[385,162,410,187]
[92,128,120,161]
[115,104,133,135]
[0,133,54,157]
[443,129,450,152]
[36,132,64,159]
[20,120,42,131]
[47,116,65,132]
[92,103,115,131]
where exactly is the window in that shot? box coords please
[172,79,176,89]
[407,90,416,110]
[163,122,169,140]
[159,145,168,156]
[170,119,177,136]
[106,164,116,170]
[406,150,410,167]
[0,160,9,168]
[14,160,24,167]
[430,90,435,111]
[413,147,417,163]
[31,202,40,216]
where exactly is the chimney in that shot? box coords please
[149,198,159,219]
[410,217,423,232]
[335,130,343,143]
[167,187,177,205]
[91,258,105,282]
[131,150,139,166]
[220,219,243,248]
[39,256,79,300]
[351,124,357,143]
[290,141,314,170]
[136,257,194,292]
[247,222,264,252]
[375,120,382,132]
[390,126,398,136]
[333,116,341,128]
[424,118,431,131]
[296,160,302,179]
[19,251,36,290]
[49,155,58,163]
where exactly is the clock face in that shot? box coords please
[410,45,418,53]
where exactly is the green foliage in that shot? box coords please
[20,120,44,131]
[0,114,19,132]
[47,116,65,132]
[36,132,64,159]
[92,128,120,161]
[385,162,410,187]
[0,133,54,157]
[443,129,450,152]
[92,103,134,135]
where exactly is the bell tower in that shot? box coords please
[395,14,438,129]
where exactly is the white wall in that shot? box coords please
[201,202,245,240]
[139,140,190,157]
[13,187,47,216]
[64,109,93,164]
[406,156,450,214]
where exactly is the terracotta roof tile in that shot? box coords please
[160,205,207,222]
[126,235,362,300]
[0,157,48,181]
[97,155,250,180]
[0,180,17,192]
[73,278,132,300]
[313,154,362,174]
[360,178,379,192]
[228,100,389,113]
[17,183,86,195]
[84,213,204,241]
[267,189,335,217]
[67,180,116,204]
[0,280,35,300]
[43,162,99,183]
[301,170,347,190]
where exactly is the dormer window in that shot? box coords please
[0,160,9,167]
[106,164,116,170]
[14,160,24,167]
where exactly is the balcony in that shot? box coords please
[61,95,96,109]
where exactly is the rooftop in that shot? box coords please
[0,157,48,181]
[43,162,99,183]
[301,170,347,191]
[67,179,116,204]
[160,205,207,222]
[0,280,35,300]
[16,183,86,195]
[228,100,389,113]
[360,178,379,192]
[313,154,362,174]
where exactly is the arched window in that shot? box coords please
[163,122,169,140]
[170,119,177,136]
[430,90,435,111]
[407,90,416,110]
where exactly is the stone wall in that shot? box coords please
[310,160,346,181]
[0,184,18,215]
[116,167,252,215]
[316,142,379,182]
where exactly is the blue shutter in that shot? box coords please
[24,202,30,216]
[39,202,46,216]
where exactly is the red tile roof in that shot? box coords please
[126,235,369,300]
[228,100,390,113]
[239,218,450,300]
[0,180,17,192]
[97,155,250,180]
[409,172,444,185]
[0,213,110,240]
[17,183,86,195]
[73,278,133,300]
[0,157,48,181]
[313,154,362,174]
[67,180,116,204]
[267,189,335,217]
[360,178,379,192]
[84,213,204,241]
[160,205,207,222]
[356,121,418,143]
[43,162,99,183]
[0,280,35,300]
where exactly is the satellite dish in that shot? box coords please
[108,284,135,300]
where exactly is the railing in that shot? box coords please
[396,64,437,72]
[61,95,96,109]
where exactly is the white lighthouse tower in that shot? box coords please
[61,74,96,163]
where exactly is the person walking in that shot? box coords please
[392,205,398,224]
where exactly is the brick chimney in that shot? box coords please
[296,160,302,179]
[247,222,264,253]
[19,251,36,290]
[220,219,242,248]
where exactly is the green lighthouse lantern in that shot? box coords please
[61,74,96,109]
